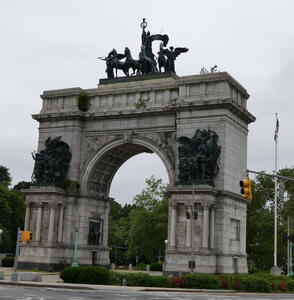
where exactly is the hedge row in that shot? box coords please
[60,266,109,285]
[60,267,294,293]
[1,256,14,267]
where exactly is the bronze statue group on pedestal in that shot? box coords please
[99,18,188,78]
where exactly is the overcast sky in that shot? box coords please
[1,1,293,205]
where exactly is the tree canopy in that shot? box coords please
[0,165,11,187]
[247,167,294,271]
[0,166,26,253]
[108,176,168,265]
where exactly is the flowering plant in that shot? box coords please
[220,277,231,289]
[279,281,288,291]
[172,276,187,288]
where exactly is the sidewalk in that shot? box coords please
[0,267,61,283]
[0,267,234,294]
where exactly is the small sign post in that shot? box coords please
[188,259,196,273]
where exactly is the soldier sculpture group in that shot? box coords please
[99,18,188,78]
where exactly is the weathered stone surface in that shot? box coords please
[20,72,255,273]
[0,270,4,280]
[20,272,42,282]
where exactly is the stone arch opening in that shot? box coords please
[81,138,175,198]
[110,153,169,205]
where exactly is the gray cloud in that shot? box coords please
[1,0,293,204]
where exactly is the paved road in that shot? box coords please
[1,285,294,300]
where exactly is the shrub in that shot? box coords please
[150,262,163,271]
[150,275,173,288]
[60,266,82,283]
[249,272,294,291]
[279,281,289,291]
[78,92,90,112]
[2,256,14,267]
[133,263,147,270]
[270,280,279,291]
[232,279,242,290]
[184,274,220,289]
[172,276,187,288]
[220,277,231,289]
[78,266,110,285]
[115,272,172,288]
[239,276,271,293]
[109,271,121,285]
[286,278,294,291]
[120,272,152,287]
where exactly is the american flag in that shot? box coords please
[274,118,279,142]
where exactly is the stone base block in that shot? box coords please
[20,272,42,282]
[164,252,248,276]
[0,270,4,280]
[270,266,282,276]
[19,244,110,271]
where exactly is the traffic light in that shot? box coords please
[239,177,252,200]
[20,230,32,242]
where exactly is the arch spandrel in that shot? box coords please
[80,135,176,197]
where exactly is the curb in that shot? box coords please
[0,280,235,293]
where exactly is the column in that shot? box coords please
[210,206,215,249]
[102,202,109,247]
[48,203,56,242]
[170,204,177,248]
[24,203,31,231]
[202,204,209,249]
[185,206,192,248]
[58,205,64,242]
[35,202,43,242]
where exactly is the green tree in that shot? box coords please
[247,167,294,271]
[128,176,168,263]
[108,200,135,265]
[0,168,25,252]
[13,181,31,191]
[0,165,11,187]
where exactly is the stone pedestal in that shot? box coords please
[164,186,249,275]
[18,186,109,271]
[270,266,282,276]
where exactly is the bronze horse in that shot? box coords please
[108,49,130,77]
[124,47,141,75]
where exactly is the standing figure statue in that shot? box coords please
[140,18,169,74]
[98,52,115,78]
[163,46,189,73]
[157,42,167,72]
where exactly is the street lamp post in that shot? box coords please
[11,227,21,281]
[72,227,79,267]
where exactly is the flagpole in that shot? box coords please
[274,112,278,267]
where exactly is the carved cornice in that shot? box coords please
[32,98,254,125]
[48,202,59,208]
[35,202,43,208]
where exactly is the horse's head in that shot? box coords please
[109,49,117,57]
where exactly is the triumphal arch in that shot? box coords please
[19,19,255,274]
